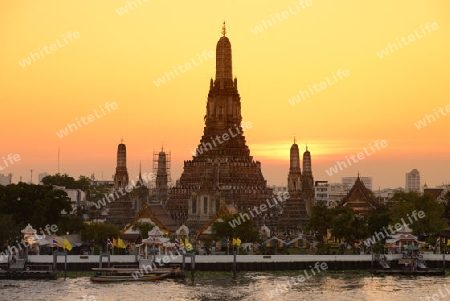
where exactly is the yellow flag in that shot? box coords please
[57,238,64,248]
[63,238,72,251]
[232,238,237,245]
[113,238,118,247]
[236,238,241,247]
[118,238,126,249]
[185,238,193,251]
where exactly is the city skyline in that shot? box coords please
[1,1,449,189]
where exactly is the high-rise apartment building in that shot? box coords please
[405,169,420,193]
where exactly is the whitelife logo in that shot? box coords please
[56,102,118,138]
[325,140,388,176]
[115,0,149,16]
[190,121,253,157]
[92,172,155,209]
[376,22,439,58]
[265,262,328,299]
[0,154,21,171]
[414,105,450,129]
[363,210,425,247]
[288,69,350,106]
[18,31,80,68]
[250,0,313,35]
[228,192,290,228]
[153,50,215,87]
[420,284,450,301]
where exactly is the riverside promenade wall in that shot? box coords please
[1,254,449,271]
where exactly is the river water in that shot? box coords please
[1,272,448,301]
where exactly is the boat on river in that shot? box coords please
[90,267,182,283]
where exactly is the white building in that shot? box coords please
[0,173,12,185]
[405,169,421,193]
[328,183,348,207]
[342,176,372,191]
[314,181,330,206]
[269,185,288,195]
[54,186,87,213]
[373,188,401,202]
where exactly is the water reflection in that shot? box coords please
[0,272,447,301]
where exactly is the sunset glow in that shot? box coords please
[1,1,449,189]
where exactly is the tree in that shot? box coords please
[86,184,112,219]
[80,223,120,246]
[0,214,23,249]
[76,175,91,192]
[132,222,154,239]
[330,206,368,246]
[211,214,260,243]
[57,215,86,235]
[42,173,76,188]
[0,182,72,229]
[304,204,333,241]
[42,173,90,191]
[390,191,446,236]
[367,204,392,235]
[440,188,450,222]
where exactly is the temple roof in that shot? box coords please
[424,188,445,200]
[341,175,375,214]
[196,201,238,236]
[122,203,178,235]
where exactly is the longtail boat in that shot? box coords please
[90,267,181,283]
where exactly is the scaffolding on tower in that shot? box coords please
[152,148,173,189]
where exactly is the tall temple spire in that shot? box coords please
[289,143,301,173]
[288,141,302,194]
[114,140,129,190]
[155,148,168,201]
[301,146,314,215]
[215,22,233,86]
[302,147,312,176]
[166,23,272,232]
[203,24,243,144]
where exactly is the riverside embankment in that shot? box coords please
[1,254,448,271]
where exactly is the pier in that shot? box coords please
[1,254,448,272]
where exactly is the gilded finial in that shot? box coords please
[139,161,142,179]
[221,21,226,37]
[294,135,296,144]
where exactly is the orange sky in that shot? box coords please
[1,1,449,189]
